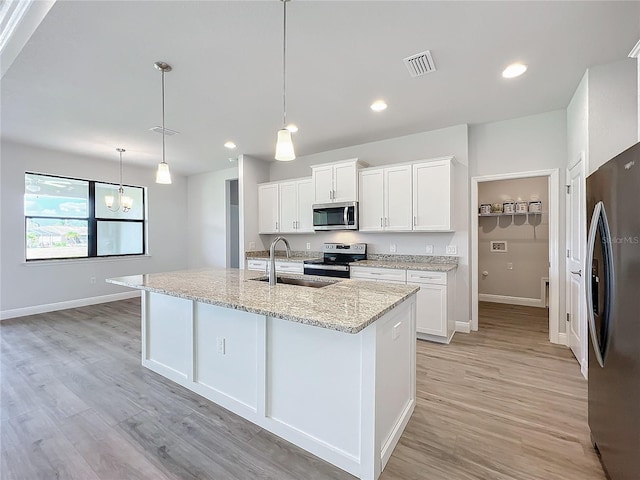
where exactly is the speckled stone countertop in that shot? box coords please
[246,251,321,263]
[351,254,458,272]
[107,268,418,334]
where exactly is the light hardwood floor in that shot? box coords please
[1,299,605,480]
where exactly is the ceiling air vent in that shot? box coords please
[403,50,436,78]
[149,126,180,136]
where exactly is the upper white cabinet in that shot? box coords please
[258,183,279,234]
[359,165,412,232]
[412,157,454,232]
[258,178,314,234]
[312,159,364,204]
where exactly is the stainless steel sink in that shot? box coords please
[250,276,338,288]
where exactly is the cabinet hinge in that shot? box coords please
[566,312,570,322]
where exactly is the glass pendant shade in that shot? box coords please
[121,195,133,211]
[156,162,172,184]
[104,195,115,209]
[105,148,133,213]
[275,128,296,161]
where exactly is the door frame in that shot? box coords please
[471,169,561,344]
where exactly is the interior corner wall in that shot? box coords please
[238,154,270,267]
[469,109,567,331]
[187,166,238,268]
[267,124,471,327]
[567,71,589,169]
[478,177,549,303]
[588,58,638,175]
[0,140,189,314]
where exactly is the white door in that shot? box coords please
[279,181,298,233]
[313,165,334,204]
[333,162,357,202]
[258,184,279,234]
[385,165,412,231]
[412,160,452,231]
[566,157,586,371]
[359,169,384,231]
[296,179,314,233]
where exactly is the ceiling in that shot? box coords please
[2,1,639,176]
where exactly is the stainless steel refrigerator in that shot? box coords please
[586,141,640,480]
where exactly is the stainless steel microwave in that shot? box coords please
[312,201,359,231]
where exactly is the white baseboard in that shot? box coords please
[557,332,567,346]
[479,293,545,308]
[455,321,471,333]
[0,291,141,321]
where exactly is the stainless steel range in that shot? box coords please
[303,243,366,278]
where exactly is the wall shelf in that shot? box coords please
[478,212,543,217]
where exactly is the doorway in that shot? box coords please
[471,169,561,344]
[226,179,240,268]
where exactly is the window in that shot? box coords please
[25,173,145,261]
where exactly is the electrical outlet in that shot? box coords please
[446,245,457,255]
[425,244,434,254]
[90,276,96,284]
[507,262,514,270]
[392,322,402,341]
[248,241,255,250]
[216,337,226,355]
[306,242,311,250]
[390,244,397,253]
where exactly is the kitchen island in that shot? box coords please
[107,268,418,480]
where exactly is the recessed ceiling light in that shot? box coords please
[286,124,298,133]
[224,141,237,149]
[370,100,387,112]
[502,63,527,79]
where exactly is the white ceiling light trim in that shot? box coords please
[502,62,528,78]
[370,100,388,112]
[275,0,295,162]
[154,61,173,184]
[224,141,237,149]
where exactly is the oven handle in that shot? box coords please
[304,264,349,272]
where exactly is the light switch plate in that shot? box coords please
[425,244,434,254]
[507,262,514,270]
[306,243,311,250]
[390,244,397,253]
[216,337,226,355]
[392,322,402,340]
[446,245,457,255]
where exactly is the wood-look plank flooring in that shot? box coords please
[1,299,605,480]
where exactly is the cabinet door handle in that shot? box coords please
[380,217,383,227]
[413,216,417,226]
[571,269,582,276]
[275,221,278,230]
[385,217,389,226]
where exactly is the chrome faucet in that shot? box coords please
[269,236,291,286]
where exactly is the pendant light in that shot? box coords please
[155,61,173,184]
[275,0,295,161]
[105,148,133,213]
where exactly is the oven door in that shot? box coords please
[303,262,350,278]
[313,202,358,231]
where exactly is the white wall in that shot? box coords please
[0,140,188,314]
[588,58,638,175]
[478,177,549,302]
[187,166,238,268]
[238,154,270,266]
[267,125,471,326]
[567,72,589,169]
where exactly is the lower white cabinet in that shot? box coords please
[246,259,303,275]
[351,266,455,343]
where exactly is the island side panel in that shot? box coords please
[265,316,363,473]
[143,292,193,381]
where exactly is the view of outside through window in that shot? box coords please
[25,174,89,260]
[25,173,145,260]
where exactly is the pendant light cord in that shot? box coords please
[161,68,166,165]
[119,150,123,189]
[282,0,287,127]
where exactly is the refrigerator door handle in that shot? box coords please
[586,201,614,368]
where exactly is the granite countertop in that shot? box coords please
[351,259,457,272]
[246,251,321,263]
[107,268,418,334]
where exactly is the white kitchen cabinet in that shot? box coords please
[352,265,455,343]
[259,177,314,234]
[407,269,455,343]
[258,183,279,234]
[247,259,268,272]
[412,157,454,231]
[246,259,303,274]
[311,159,364,204]
[359,165,412,231]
